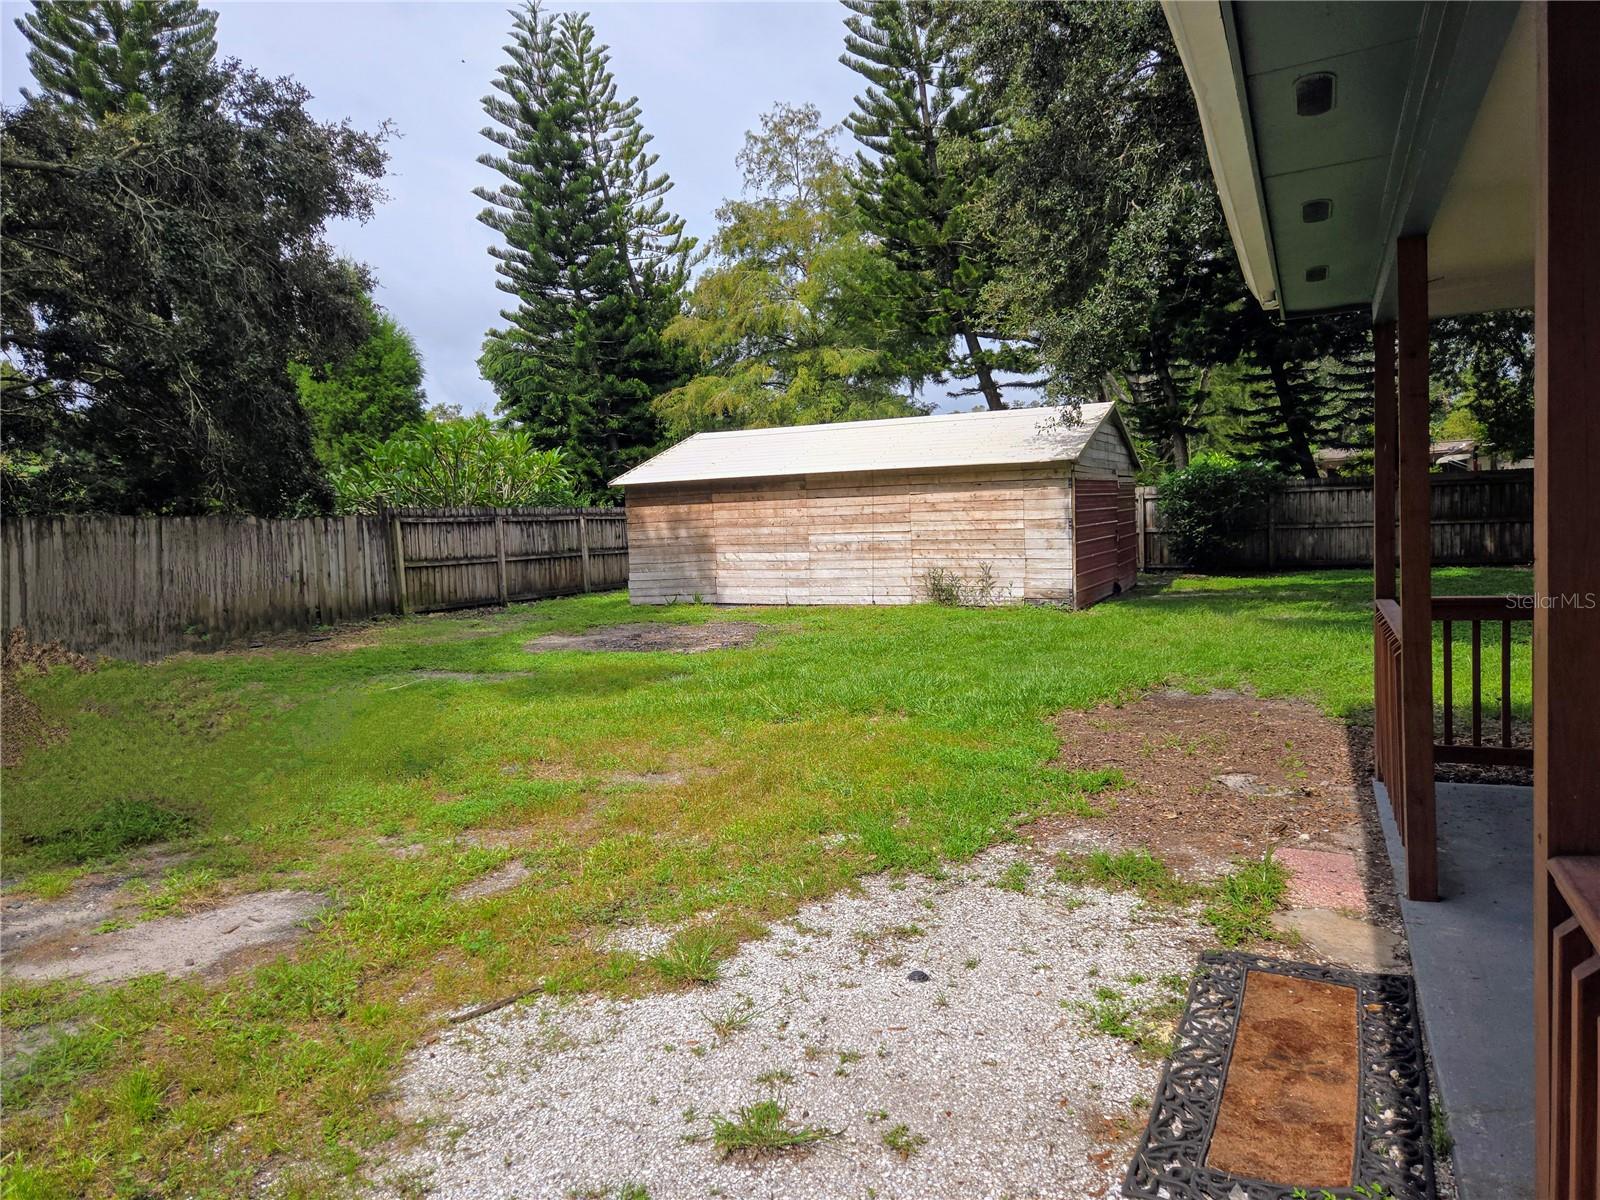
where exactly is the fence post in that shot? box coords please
[1266,493,1278,570]
[1135,490,1146,570]
[388,511,409,616]
[494,511,509,605]
[579,512,592,593]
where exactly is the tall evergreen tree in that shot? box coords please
[476,2,693,494]
[841,0,1029,410]
[290,295,428,470]
[14,0,217,119]
[1229,317,1371,478]
[658,103,928,437]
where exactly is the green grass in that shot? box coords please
[0,567,1531,1197]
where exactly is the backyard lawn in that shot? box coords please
[0,567,1531,1198]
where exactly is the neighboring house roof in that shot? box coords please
[612,403,1136,488]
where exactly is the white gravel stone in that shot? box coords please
[376,847,1211,1200]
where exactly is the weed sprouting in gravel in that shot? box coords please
[652,928,727,986]
[881,1122,928,1158]
[994,860,1032,893]
[709,1100,832,1157]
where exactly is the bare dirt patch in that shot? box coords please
[1,629,96,768]
[452,861,532,901]
[1044,689,1366,872]
[6,889,324,985]
[526,622,760,654]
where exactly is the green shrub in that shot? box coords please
[330,417,580,512]
[1156,457,1277,569]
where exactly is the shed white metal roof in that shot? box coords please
[613,403,1130,487]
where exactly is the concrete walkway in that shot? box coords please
[1375,780,1533,1200]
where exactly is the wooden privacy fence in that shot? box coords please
[1136,469,1532,569]
[2,507,627,660]
[388,507,626,614]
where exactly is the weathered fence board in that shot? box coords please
[1137,469,1532,569]
[2,507,628,660]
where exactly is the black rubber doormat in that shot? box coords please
[1123,952,1435,1200]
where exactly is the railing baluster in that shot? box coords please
[1471,618,1483,747]
[1501,619,1514,749]
[1428,596,1533,769]
[1442,618,1454,745]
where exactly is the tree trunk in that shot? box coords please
[1265,356,1321,479]
[1152,361,1190,468]
[961,328,1005,410]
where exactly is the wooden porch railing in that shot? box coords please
[1373,595,1534,896]
[1434,595,1533,768]
[1546,856,1600,1198]
[1373,599,1406,830]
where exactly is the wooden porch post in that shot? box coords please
[1533,2,1600,1194]
[1372,322,1397,603]
[1396,236,1437,902]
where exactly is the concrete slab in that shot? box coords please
[1376,780,1533,1200]
[1273,907,1404,972]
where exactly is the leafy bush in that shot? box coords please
[1155,457,1277,569]
[330,417,580,512]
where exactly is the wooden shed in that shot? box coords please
[613,404,1140,609]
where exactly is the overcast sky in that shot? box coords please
[1,0,904,416]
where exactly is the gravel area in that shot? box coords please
[377,846,1211,1200]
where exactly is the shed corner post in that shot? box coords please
[1532,3,1600,1192]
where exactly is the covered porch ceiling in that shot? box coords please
[1163,0,1535,321]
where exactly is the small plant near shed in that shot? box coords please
[921,563,1006,607]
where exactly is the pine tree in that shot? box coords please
[14,0,217,119]
[476,2,693,495]
[1230,319,1373,479]
[841,0,1029,410]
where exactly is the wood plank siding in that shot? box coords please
[629,464,1069,606]
[627,418,1138,608]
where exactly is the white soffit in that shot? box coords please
[1161,0,1280,311]
[1424,3,1535,317]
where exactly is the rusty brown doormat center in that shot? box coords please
[1123,952,1435,1200]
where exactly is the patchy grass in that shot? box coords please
[0,569,1530,1198]
[1073,972,1191,1061]
[1056,848,1290,948]
[652,927,732,987]
[708,1100,832,1157]
[994,860,1033,894]
[1201,854,1289,945]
